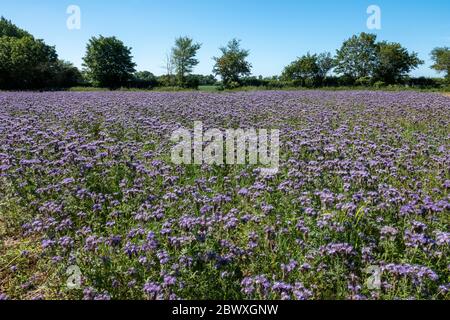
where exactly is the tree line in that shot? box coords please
[1,17,449,90]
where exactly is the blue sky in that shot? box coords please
[1,0,449,77]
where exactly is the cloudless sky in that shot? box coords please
[1,0,449,77]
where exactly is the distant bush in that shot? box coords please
[240,76,266,87]
[265,79,292,89]
[157,75,177,87]
[184,75,200,89]
[191,74,217,86]
[320,77,338,87]
[336,75,355,87]
[405,77,441,88]
[130,71,158,89]
[52,60,83,88]
[224,81,241,90]
[373,81,386,88]
[156,75,200,90]
[355,77,372,87]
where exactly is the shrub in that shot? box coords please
[355,77,372,87]
[373,81,386,88]
[131,71,158,89]
[184,75,200,89]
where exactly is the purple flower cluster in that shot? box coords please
[382,264,439,284]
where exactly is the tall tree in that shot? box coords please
[160,52,176,87]
[431,47,450,82]
[0,17,59,89]
[0,16,31,38]
[317,52,336,79]
[374,41,423,84]
[82,36,136,88]
[171,37,201,87]
[213,39,252,88]
[282,52,335,86]
[335,32,378,80]
[282,53,320,86]
[163,52,174,77]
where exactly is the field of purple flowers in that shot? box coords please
[0,90,449,300]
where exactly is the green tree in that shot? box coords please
[335,33,379,81]
[0,16,31,38]
[431,47,450,82]
[192,74,217,86]
[0,17,61,89]
[374,41,423,84]
[171,37,201,87]
[213,39,252,88]
[52,60,82,88]
[132,71,158,89]
[282,52,335,87]
[0,35,58,89]
[134,71,156,81]
[317,52,336,79]
[282,53,320,86]
[82,36,136,88]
